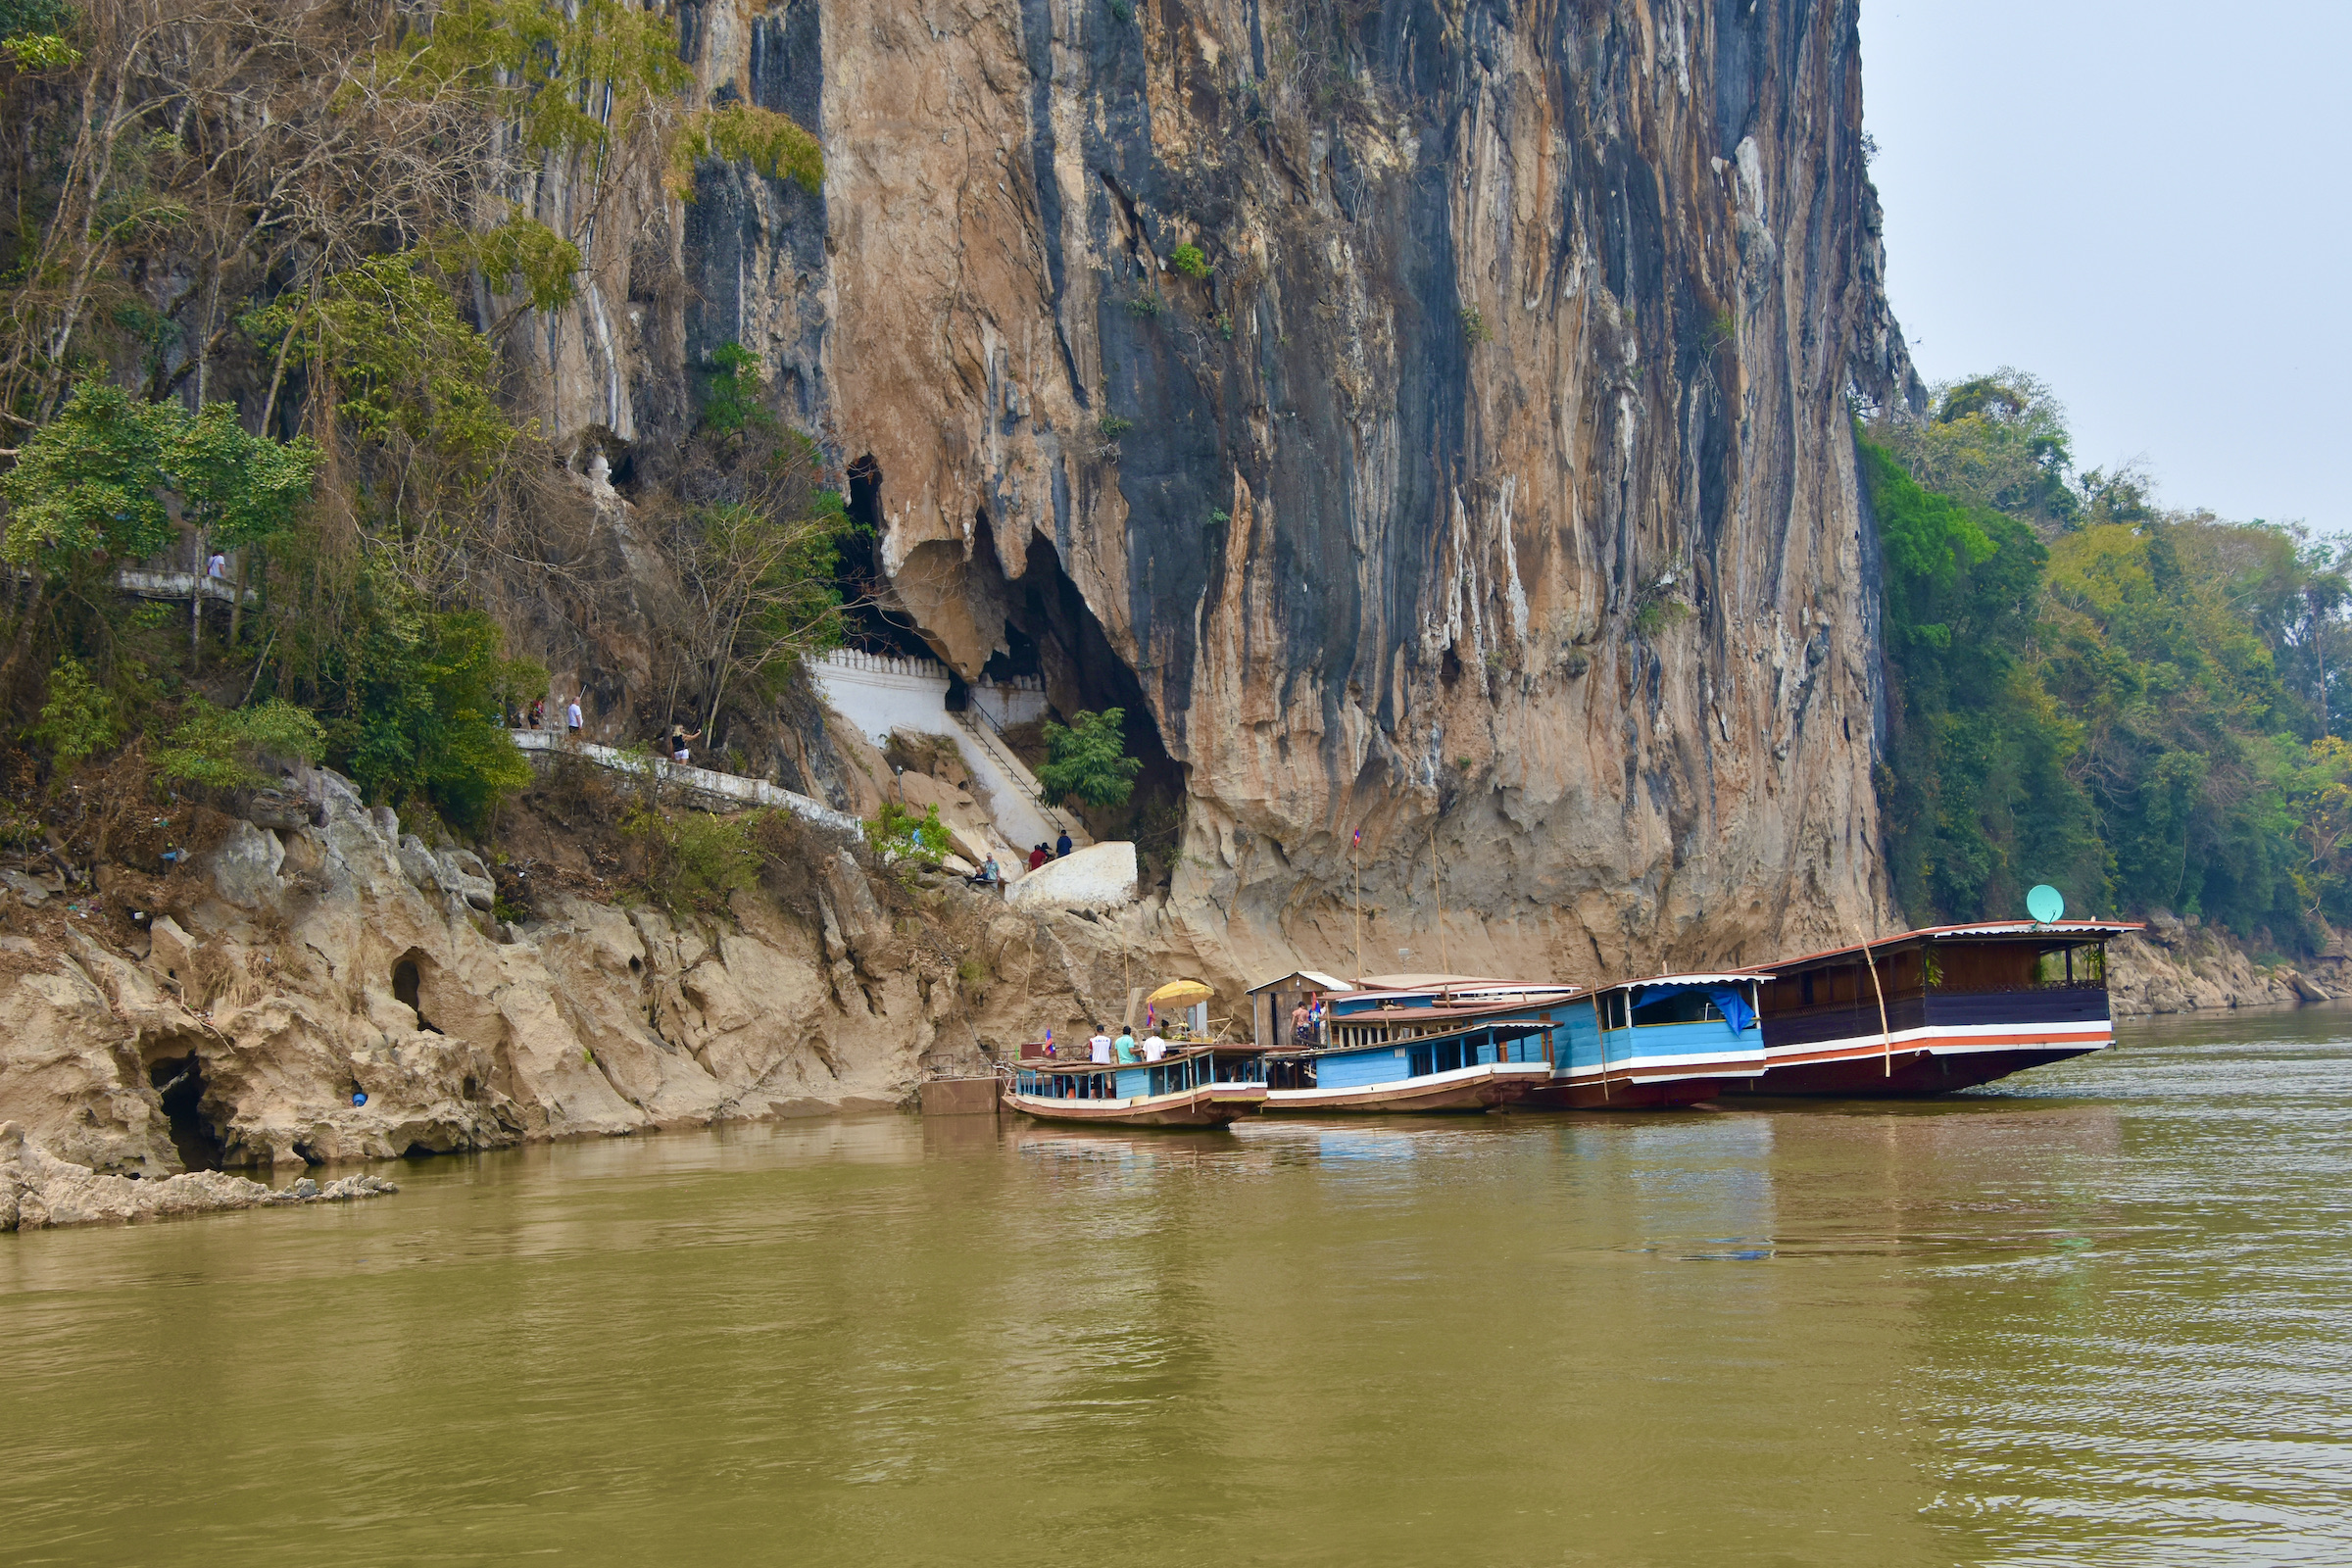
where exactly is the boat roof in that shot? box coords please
[1605,971,1773,995]
[1352,971,1515,991]
[1326,991,1583,1021]
[1245,968,1355,995]
[1757,919,2143,970]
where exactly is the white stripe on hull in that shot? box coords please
[1763,1018,2112,1066]
[1265,1062,1549,1108]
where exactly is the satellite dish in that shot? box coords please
[2026,885,2065,924]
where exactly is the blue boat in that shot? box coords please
[1518,972,1771,1109]
[1253,975,1583,1113]
[1002,1043,1269,1127]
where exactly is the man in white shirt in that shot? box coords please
[1142,1034,1167,1062]
[1089,1026,1113,1064]
[206,552,227,579]
[565,698,584,736]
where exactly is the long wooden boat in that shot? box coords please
[1735,920,2138,1096]
[1258,981,1579,1113]
[1517,972,1770,1109]
[1002,1042,1268,1127]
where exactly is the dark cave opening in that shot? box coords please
[392,956,440,1034]
[148,1054,223,1173]
[836,453,940,661]
[1001,527,1185,859]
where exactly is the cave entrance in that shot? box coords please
[835,454,942,660]
[997,526,1184,863]
[392,954,441,1034]
[148,1053,223,1172]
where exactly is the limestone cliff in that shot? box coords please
[2,0,1934,1176]
[512,0,1916,990]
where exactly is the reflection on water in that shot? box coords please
[5,1006,2352,1565]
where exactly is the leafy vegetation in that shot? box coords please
[0,0,854,873]
[153,698,325,789]
[864,800,948,863]
[1170,243,1208,279]
[667,101,825,200]
[1868,370,2352,949]
[624,806,762,910]
[0,385,320,564]
[1039,708,1144,808]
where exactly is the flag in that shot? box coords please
[1352,827,1362,848]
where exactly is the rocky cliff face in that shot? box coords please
[514,0,1917,990]
[0,767,1152,1178]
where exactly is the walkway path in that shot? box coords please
[508,729,864,839]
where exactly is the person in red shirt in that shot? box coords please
[1027,844,1050,871]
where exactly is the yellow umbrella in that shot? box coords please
[1147,979,1214,1007]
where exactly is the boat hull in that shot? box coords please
[1734,1042,2106,1097]
[1002,1082,1265,1127]
[1515,1074,1725,1110]
[1262,1063,1549,1114]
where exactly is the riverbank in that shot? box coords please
[0,1121,396,1231]
[2106,921,2337,1014]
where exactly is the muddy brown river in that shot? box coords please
[5,1004,2349,1565]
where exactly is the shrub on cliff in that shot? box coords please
[315,597,539,834]
[154,698,325,790]
[1039,708,1143,808]
[624,806,761,912]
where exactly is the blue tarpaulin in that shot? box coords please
[1630,983,1755,1035]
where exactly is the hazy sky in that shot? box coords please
[1857,2,2352,530]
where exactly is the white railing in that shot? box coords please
[817,648,951,682]
[116,569,256,605]
[507,729,863,838]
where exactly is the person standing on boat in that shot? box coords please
[1114,1027,1139,1064]
[1292,999,1314,1047]
[1142,1033,1167,1062]
[1089,1026,1113,1064]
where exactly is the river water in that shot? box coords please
[5,1005,2351,1566]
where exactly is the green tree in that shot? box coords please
[1039,708,1144,808]
[317,593,538,831]
[29,654,118,769]
[1873,369,2079,531]
[246,253,512,463]
[0,382,320,564]
[1863,437,2103,923]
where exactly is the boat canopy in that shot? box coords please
[1760,920,2143,970]
[1607,973,1770,1035]
[1247,968,1354,996]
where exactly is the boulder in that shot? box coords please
[0,1120,397,1231]
[210,819,286,907]
[1005,841,1138,913]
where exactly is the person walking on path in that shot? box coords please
[1028,844,1049,871]
[667,724,702,764]
[1055,830,1073,859]
[565,697,584,739]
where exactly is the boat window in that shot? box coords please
[1436,1039,1463,1074]
[1408,1043,1434,1078]
[1630,990,1723,1027]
